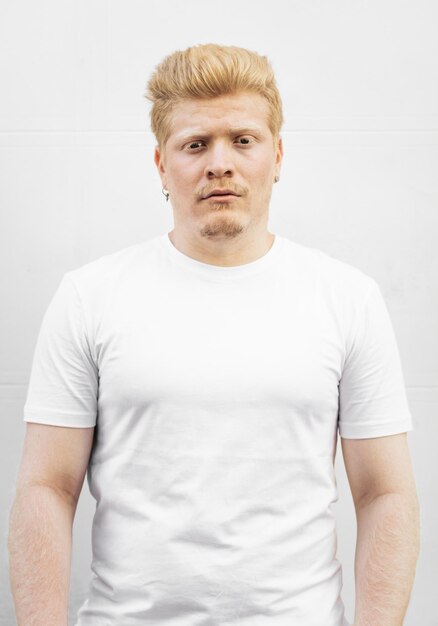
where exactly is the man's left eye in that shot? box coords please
[236,137,251,145]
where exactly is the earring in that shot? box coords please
[274,175,280,183]
[162,187,170,202]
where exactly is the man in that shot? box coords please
[8,44,419,626]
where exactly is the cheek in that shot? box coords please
[247,149,274,173]
[251,160,274,187]
[169,162,199,192]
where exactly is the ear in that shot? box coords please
[274,135,284,176]
[154,145,166,185]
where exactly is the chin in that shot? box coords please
[200,216,245,239]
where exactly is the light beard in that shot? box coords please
[199,214,246,239]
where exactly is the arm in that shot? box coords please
[353,491,419,626]
[8,422,95,626]
[8,483,76,626]
[341,433,420,626]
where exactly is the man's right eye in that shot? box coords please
[187,141,205,150]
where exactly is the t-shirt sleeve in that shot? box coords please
[338,281,413,439]
[23,272,98,428]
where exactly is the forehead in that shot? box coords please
[167,91,271,142]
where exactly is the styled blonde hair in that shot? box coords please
[145,43,283,148]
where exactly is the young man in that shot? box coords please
[9,44,419,626]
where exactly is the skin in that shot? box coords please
[154,90,283,267]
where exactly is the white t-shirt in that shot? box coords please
[23,232,413,626]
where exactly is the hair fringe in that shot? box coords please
[145,43,283,147]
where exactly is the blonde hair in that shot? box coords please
[145,43,283,148]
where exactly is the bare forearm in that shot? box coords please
[8,485,75,626]
[353,492,420,626]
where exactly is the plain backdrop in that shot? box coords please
[1,1,437,624]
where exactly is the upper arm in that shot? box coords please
[15,422,95,507]
[338,282,413,440]
[340,432,419,511]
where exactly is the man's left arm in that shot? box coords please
[341,432,420,626]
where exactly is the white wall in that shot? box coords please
[1,1,437,624]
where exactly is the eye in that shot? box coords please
[186,140,206,151]
[235,136,253,145]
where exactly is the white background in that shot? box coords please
[1,1,437,624]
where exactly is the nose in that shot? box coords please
[204,141,234,179]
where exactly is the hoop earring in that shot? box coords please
[162,188,170,202]
[274,175,280,183]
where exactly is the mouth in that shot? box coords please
[203,190,240,200]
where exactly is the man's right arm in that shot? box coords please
[7,422,95,626]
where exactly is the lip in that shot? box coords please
[203,189,240,199]
[204,194,239,201]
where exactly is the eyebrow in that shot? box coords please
[175,126,265,143]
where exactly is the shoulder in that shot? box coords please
[278,235,378,302]
[61,235,161,295]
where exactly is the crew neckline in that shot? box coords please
[159,231,282,279]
